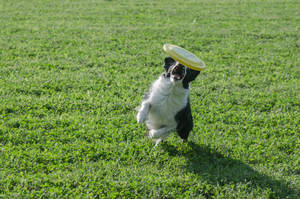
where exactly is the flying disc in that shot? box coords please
[163,44,205,71]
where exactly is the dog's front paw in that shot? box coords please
[136,110,147,124]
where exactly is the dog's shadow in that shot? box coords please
[161,141,299,198]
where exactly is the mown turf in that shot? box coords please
[0,0,299,198]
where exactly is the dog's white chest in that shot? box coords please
[147,77,189,128]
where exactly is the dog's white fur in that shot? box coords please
[137,70,189,146]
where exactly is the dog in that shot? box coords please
[136,57,200,146]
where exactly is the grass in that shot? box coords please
[0,0,299,198]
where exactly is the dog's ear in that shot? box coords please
[185,68,200,82]
[164,57,175,71]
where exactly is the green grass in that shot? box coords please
[0,0,299,198]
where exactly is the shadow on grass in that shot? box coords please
[162,141,299,198]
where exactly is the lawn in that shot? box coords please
[0,0,299,198]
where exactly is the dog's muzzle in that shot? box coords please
[171,64,185,80]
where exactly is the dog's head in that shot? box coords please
[163,57,186,82]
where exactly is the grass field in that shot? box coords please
[0,0,299,198]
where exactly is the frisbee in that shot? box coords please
[163,44,205,71]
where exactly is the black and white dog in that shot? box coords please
[137,57,200,146]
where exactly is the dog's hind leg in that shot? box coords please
[154,138,163,147]
[153,128,173,147]
[149,126,174,140]
[153,131,172,147]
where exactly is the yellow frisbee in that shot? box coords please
[163,44,205,71]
